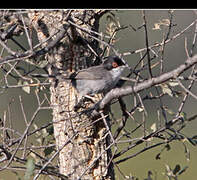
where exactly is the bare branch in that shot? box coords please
[93,54,197,114]
[176,78,197,100]
[142,10,153,78]
[1,10,197,180]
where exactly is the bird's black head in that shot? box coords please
[103,56,126,70]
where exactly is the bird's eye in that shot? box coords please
[112,62,118,68]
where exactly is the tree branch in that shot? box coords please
[142,10,153,78]
[93,54,197,114]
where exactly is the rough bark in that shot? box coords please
[28,10,114,180]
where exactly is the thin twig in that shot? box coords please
[20,12,33,51]
[142,10,153,78]
[176,22,197,116]
[19,95,28,159]
[123,19,197,56]
[0,39,17,56]
[176,78,197,100]
[92,54,197,115]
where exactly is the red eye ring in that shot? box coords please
[112,62,118,68]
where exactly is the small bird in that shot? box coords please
[70,56,127,99]
[69,56,127,110]
[31,56,128,110]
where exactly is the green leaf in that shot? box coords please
[24,158,35,180]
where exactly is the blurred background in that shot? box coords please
[1,9,197,180]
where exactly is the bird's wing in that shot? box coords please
[70,66,104,80]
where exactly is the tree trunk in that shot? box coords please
[28,10,114,180]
